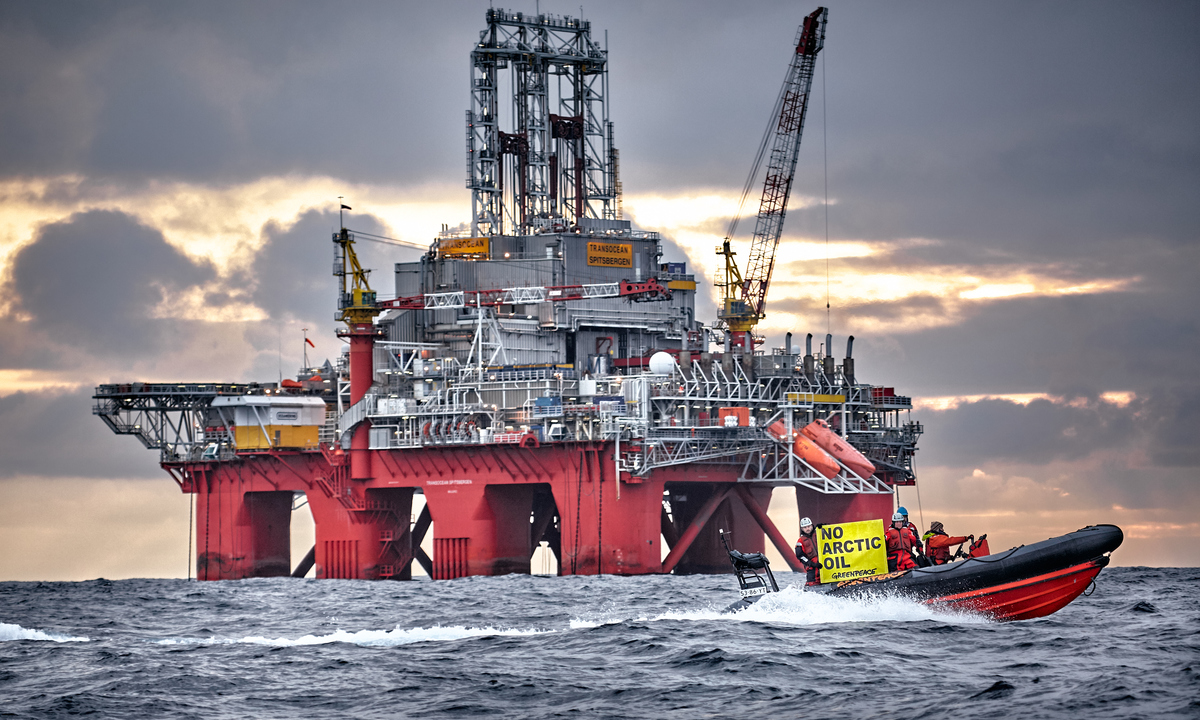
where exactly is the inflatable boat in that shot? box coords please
[722,524,1123,621]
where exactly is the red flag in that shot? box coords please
[305,338,315,348]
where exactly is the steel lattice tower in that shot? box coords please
[467,9,619,237]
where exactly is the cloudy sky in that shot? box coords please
[0,0,1196,579]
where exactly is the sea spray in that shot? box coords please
[0,622,89,643]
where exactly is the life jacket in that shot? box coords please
[794,531,821,584]
[885,525,919,572]
[795,532,819,567]
[886,525,918,555]
[905,522,922,547]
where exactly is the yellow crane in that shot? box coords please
[333,223,378,328]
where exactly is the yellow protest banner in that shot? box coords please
[817,519,889,582]
[586,241,633,268]
[439,236,489,257]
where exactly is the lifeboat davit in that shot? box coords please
[723,524,1124,622]
[800,419,875,479]
[766,421,840,479]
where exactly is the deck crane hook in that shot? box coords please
[717,7,827,353]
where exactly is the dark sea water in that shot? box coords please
[1,566,1197,719]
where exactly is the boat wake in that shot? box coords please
[571,584,990,629]
[154,625,552,648]
[0,622,89,643]
[150,585,988,648]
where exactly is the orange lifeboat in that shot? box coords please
[793,434,841,479]
[800,419,875,478]
[766,420,840,479]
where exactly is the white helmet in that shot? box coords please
[800,517,814,530]
[892,511,905,523]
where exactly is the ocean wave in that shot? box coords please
[0,622,89,643]
[155,625,552,647]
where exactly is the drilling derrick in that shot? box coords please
[468,9,618,236]
[719,7,827,352]
[93,7,922,583]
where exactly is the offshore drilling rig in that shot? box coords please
[93,7,921,581]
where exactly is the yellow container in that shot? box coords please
[233,425,320,450]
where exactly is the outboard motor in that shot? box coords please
[720,530,779,612]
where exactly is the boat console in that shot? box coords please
[720,530,779,611]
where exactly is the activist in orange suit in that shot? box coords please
[885,512,920,572]
[922,521,973,565]
[794,516,821,586]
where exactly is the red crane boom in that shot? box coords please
[719,7,827,351]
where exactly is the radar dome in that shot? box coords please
[648,351,676,375]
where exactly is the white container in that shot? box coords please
[369,427,391,448]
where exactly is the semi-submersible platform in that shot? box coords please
[93,8,921,580]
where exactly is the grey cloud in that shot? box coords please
[249,209,424,326]
[913,389,1200,514]
[0,316,67,371]
[0,387,163,480]
[775,292,950,326]
[2,1,1193,256]
[1137,385,1200,469]
[814,245,1132,281]
[624,1,1200,265]
[0,1,1194,280]
[249,210,344,326]
[835,243,1200,399]
[919,396,1139,467]
[0,1,480,184]
[912,460,1198,524]
[4,209,216,356]
[652,231,717,323]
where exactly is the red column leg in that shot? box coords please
[241,491,293,577]
[735,484,804,572]
[661,485,733,574]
